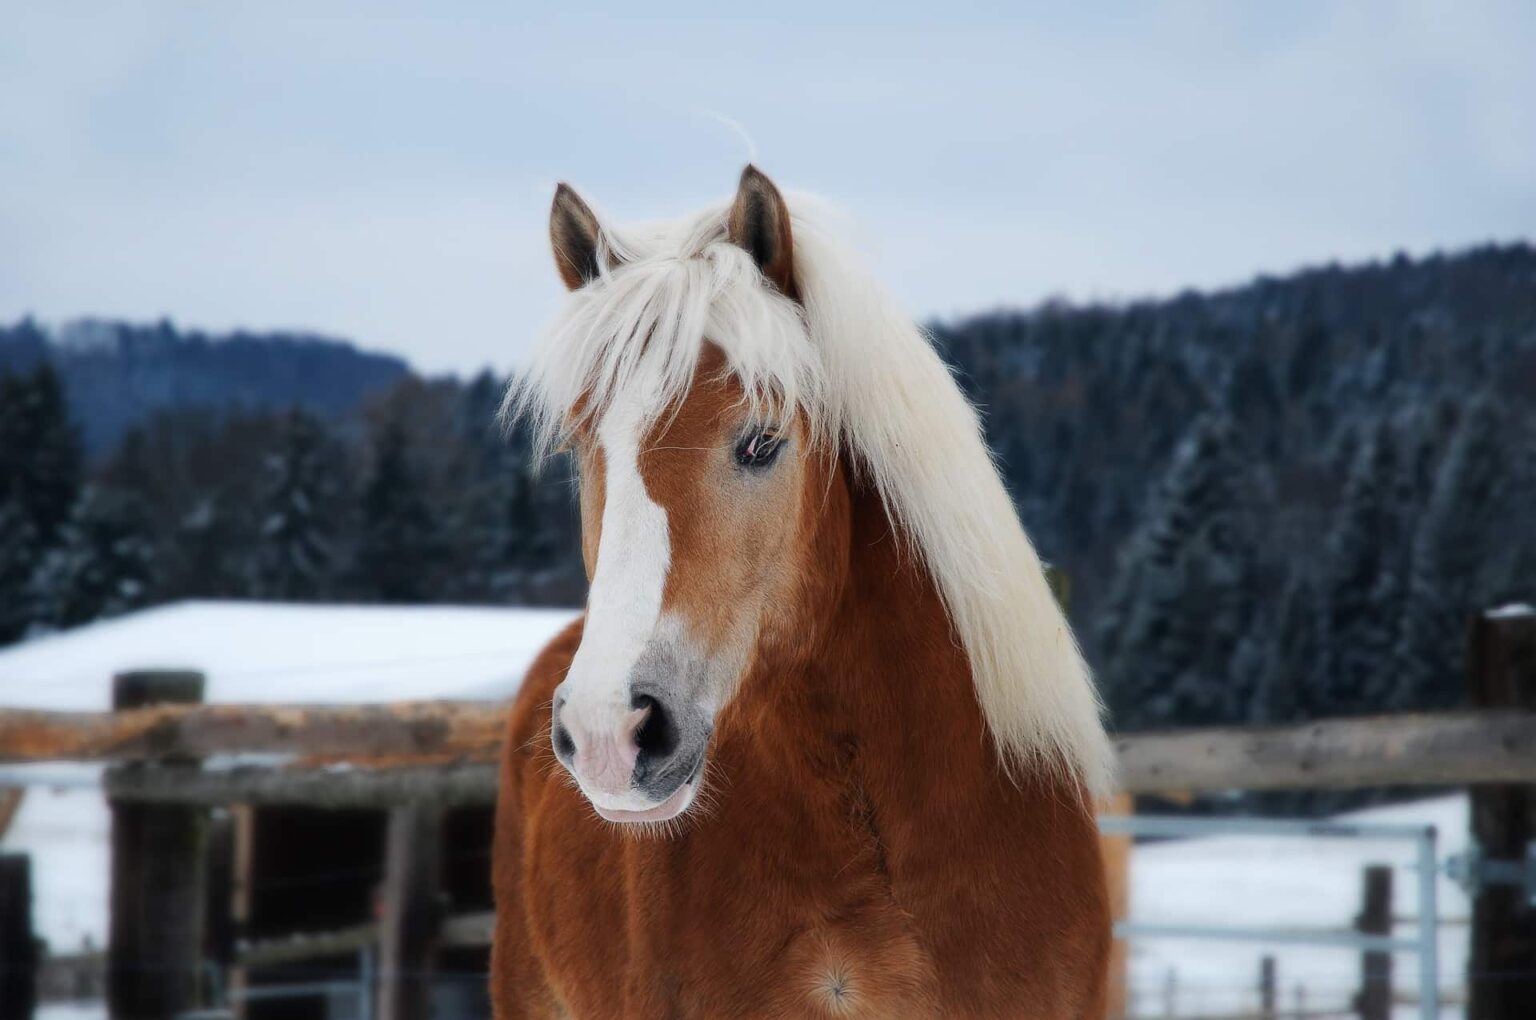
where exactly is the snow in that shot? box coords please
[3,771,109,956]
[38,1006,107,1020]
[1486,602,1535,620]
[0,600,579,957]
[0,600,580,709]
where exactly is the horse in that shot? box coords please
[491,166,1114,1019]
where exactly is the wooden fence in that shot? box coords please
[0,605,1532,1019]
[8,705,1536,803]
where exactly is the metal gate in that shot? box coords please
[1098,814,1441,1020]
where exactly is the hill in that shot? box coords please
[934,242,1536,735]
[0,317,410,454]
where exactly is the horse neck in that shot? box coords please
[835,473,987,744]
[753,461,1016,815]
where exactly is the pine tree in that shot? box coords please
[474,452,548,600]
[1318,419,1412,713]
[0,364,83,640]
[1395,397,1507,709]
[1102,414,1260,730]
[0,363,82,546]
[255,410,345,600]
[0,497,40,644]
[34,486,156,629]
[1248,577,1320,724]
[355,419,442,603]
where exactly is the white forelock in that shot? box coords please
[505,193,1114,795]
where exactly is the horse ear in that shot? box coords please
[727,165,797,300]
[550,183,606,290]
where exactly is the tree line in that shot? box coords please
[0,364,583,645]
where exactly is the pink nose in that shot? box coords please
[553,699,650,796]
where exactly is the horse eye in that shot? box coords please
[735,429,784,469]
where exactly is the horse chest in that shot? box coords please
[526,771,942,1018]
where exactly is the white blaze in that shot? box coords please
[559,398,672,809]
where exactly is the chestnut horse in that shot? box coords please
[492,167,1113,1018]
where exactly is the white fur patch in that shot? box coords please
[558,395,672,810]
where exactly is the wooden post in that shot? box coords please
[203,809,234,1009]
[1052,565,1133,1018]
[1354,864,1392,1020]
[1099,791,1132,1019]
[0,853,37,1020]
[1258,955,1276,1020]
[376,804,443,1020]
[0,787,23,839]
[1469,607,1536,1020]
[227,805,254,1020]
[108,670,208,1020]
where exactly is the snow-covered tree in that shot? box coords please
[1102,414,1262,730]
[0,362,81,546]
[355,419,442,603]
[1248,577,1321,725]
[0,497,40,644]
[255,411,346,600]
[1395,397,1508,709]
[1317,419,1412,713]
[34,486,156,629]
[1,363,84,642]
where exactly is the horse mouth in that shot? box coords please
[591,780,696,824]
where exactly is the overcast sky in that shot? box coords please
[3,2,1534,375]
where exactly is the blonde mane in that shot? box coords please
[505,195,1113,795]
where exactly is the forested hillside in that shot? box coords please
[0,318,409,453]
[935,242,1536,731]
[2,243,1533,740]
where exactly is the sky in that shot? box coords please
[2,2,1534,375]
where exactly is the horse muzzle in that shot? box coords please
[552,685,709,824]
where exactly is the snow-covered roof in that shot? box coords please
[0,600,581,710]
[0,600,580,957]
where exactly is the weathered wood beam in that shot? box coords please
[439,910,496,948]
[0,701,507,764]
[16,702,1536,800]
[235,911,495,969]
[1116,709,1536,792]
[104,762,500,808]
[237,921,377,968]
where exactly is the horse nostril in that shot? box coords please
[551,697,576,762]
[552,722,576,761]
[632,694,680,763]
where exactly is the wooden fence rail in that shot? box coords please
[0,701,505,765]
[8,703,1536,800]
[1114,709,1536,792]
